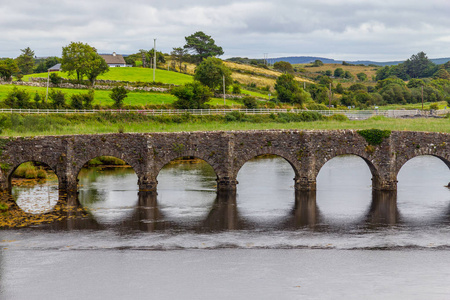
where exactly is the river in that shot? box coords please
[1,155,450,299]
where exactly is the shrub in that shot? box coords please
[327,114,349,121]
[429,103,439,110]
[357,129,391,145]
[242,96,258,109]
[171,81,213,109]
[231,84,241,94]
[49,90,66,108]
[49,73,62,85]
[110,86,128,108]
[4,87,31,108]
[70,94,84,109]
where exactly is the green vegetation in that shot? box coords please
[357,129,392,145]
[0,113,448,137]
[171,81,213,109]
[26,67,193,85]
[12,162,47,179]
[61,41,109,84]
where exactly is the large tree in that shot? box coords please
[184,31,224,63]
[0,58,19,81]
[193,57,232,92]
[404,51,435,78]
[16,47,35,75]
[61,42,109,83]
[275,73,311,105]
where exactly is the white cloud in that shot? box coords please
[1,0,449,61]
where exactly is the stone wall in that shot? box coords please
[0,130,448,193]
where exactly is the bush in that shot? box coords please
[4,87,31,108]
[49,90,66,108]
[429,103,439,110]
[171,81,213,109]
[242,96,258,109]
[357,129,391,145]
[110,86,128,108]
[70,94,84,109]
[327,114,349,121]
[49,73,62,85]
[231,84,241,94]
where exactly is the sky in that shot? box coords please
[1,0,450,61]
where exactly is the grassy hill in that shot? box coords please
[25,68,193,85]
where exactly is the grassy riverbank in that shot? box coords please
[0,112,448,136]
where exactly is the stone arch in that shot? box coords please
[233,150,300,179]
[6,159,60,191]
[155,152,221,179]
[74,152,142,180]
[395,153,450,178]
[314,151,382,189]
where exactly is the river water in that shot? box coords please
[1,155,450,299]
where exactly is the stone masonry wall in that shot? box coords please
[0,130,448,193]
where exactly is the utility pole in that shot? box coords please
[223,74,226,105]
[421,85,424,110]
[328,82,332,108]
[46,70,49,103]
[153,38,156,82]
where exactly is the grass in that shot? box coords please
[12,162,47,179]
[0,84,243,108]
[24,68,194,85]
[0,113,448,136]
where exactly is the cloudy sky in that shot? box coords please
[1,0,450,61]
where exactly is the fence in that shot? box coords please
[0,108,447,120]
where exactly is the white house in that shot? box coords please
[99,52,127,67]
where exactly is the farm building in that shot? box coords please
[99,52,127,67]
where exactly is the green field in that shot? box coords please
[1,113,448,137]
[24,67,194,85]
[0,84,243,107]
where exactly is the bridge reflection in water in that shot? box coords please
[1,189,406,232]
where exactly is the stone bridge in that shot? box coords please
[1,130,449,193]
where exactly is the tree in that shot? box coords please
[273,61,294,73]
[275,73,311,105]
[357,72,368,81]
[61,41,109,83]
[404,51,435,78]
[16,47,35,75]
[171,81,213,109]
[110,86,128,108]
[0,58,19,81]
[433,69,450,80]
[34,56,59,73]
[184,31,224,63]
[313,60,324,67]
[334,68,344,78]
[194,57,232,91]
[84,52,109,85]
[171,47,188,72]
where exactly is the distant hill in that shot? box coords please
[269,56,450,66]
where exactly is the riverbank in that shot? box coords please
[0,112,449,136]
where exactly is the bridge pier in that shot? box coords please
[138,175,158,191]
[217,177,238,191]
[58,176,78,193]
[294,176,316,191]
[372,176,398,191]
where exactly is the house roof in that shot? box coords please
[100,53,126,65]
[48,63,61,71]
